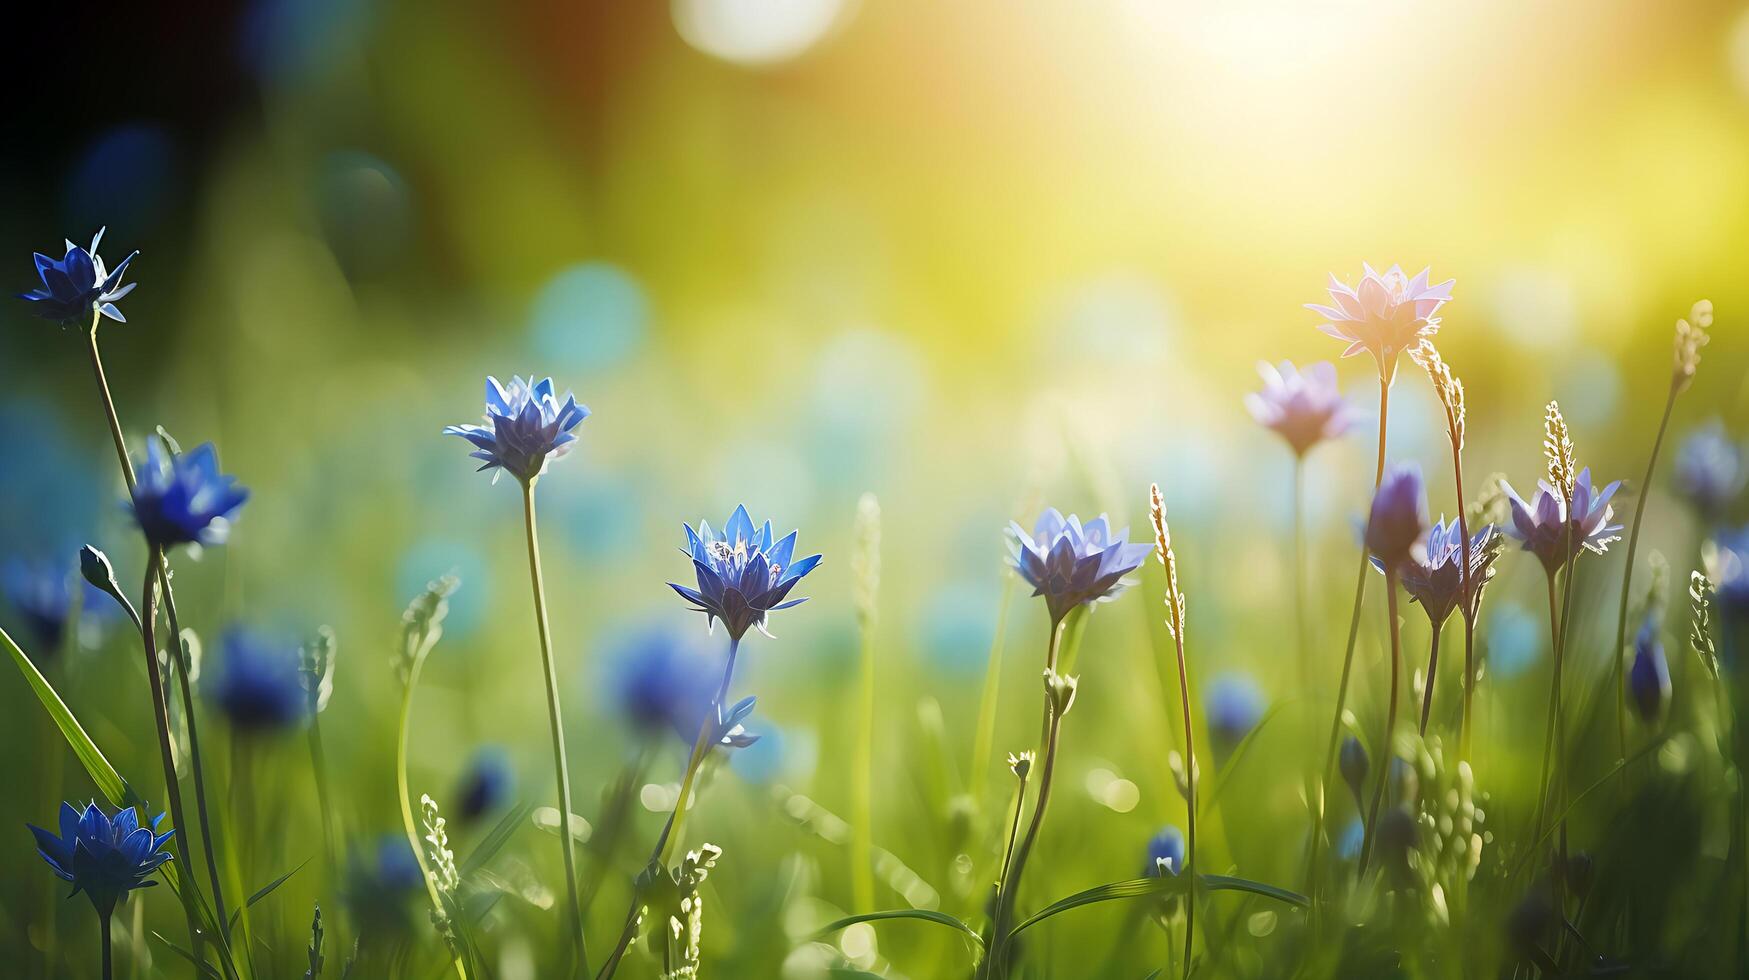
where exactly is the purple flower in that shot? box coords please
[669,505,821,640]
[18,228,138,325]
[1500,469,1623,576]
[444,376,590,484]
[1628,617,1670,724]
[1674,421,1742,521]
[129,441,249,550]
[1365,465,1428,565]
[1245,360,1354,457]
[1008,509,1152,625]
[1306,264,1454,377]
[1372,518,1499,627]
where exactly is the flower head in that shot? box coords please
[28,800,173,915]
[1144,825,1186,877]
[669,505,821,640]
[1339,736,1369,810]
[1205,672,1266,748]
[1674,421,1742,521]
[606,624,724,741]
[1709,526,1749,621]
[1628,616,1671,724]
[1372,518,1499,627]
[1244,360,1354,457]
[210,628,308,733]
[1366,464,1429,565]
[1500,469,1623,576]
[453,748,513,822]
[1009,508,1152,625]
[3,559,72,654]
[444,376,589,484]
[1307,264,1454,378]
[129,441,249,550]
[18,229,138,325]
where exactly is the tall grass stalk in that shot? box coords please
[1150,484,1197,980]
[1358,566,1402,875]
[969,572,1016,806]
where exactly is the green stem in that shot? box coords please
[852,605,876,911]
[1419,627,1441,736]
[970,574,1017,805]
[395,638,467,980]
[1611,383,1677,783]
[1171,584,1197,980]
[1358,566,1402,875]
[307,717,340,906]
[520,479,587,976]
[1531,575,1564,850]
[100,909,113,980]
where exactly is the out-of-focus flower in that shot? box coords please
[3,559,71,654]
[1629,616,1671,724]
[1674,421,1742,520]
[443,376,589,484]
[1366,465,1428,565]
[17,229,137,325]
[1372,519,1499,628]
[1500,469,1623,576]
[1339,736,1369,810]
[210,629,308,733]
[1009,509,1152,625]
[669,505,821,640]
[1245,360,1354,457]
[130,441,249,550]
[28,800,173,915]
[454,748,513,822]
[1306,264,1454,378]
[1144,825,1185,876]
[606,624,722,741]
[1709,526,1749,621]
[1205,672,1266,748]
[346,835,424,932]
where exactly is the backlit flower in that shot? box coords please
[444,376,589,484]
[1674,421,1742,521]
[1009,509,1152,625]
[209,628,308,733]
[28,800,173,915]
[1366,465,1428,565]
[1500,469,1623,576]
[1245,360,1354,457]
[669,505,821,640]
[1307,264,1454,379]
[17,228,138,325]
[1372,518,1499,628]
[129,441,249,550]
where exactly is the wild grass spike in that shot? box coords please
[1674,299,1713,389]
[1542,401,1575,500]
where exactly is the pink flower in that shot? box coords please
[1244,360,1354,457]
[1307,264,1455,378]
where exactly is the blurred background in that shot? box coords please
[3,0,1748,976]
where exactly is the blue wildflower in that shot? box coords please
[1144,825,1186,876]
[1371,517,1499,627]
[1008,509,1152,625]
[18,229,138,325]
[606,624,722,739]
[1205,672,1266,748]
[454,747,514,822]
[209,629,308,733]
[3,559,72,655]
[27,801,173,915]
[1339,736,1369,810]
[1500,468,1623,576]
[443,376,589,484]
[669,505,822,640]
[1674,421,1742,521]
[129,441,249,550]
[1629,616,1671,724]
[1365,464,1428,565]
[346,835,424,932]
[1712,525,1749,622]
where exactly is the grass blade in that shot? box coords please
[229,857,312,931]
[812,908,985,948]
[1010,873,1306,937]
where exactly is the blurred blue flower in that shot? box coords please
[454,747,513,822]
[1500,469,1622,576]
[1372,518,1498,628]
[1205,672,1266,748]
[346,834,423,931]
[1629,616,1671,724]
[605,624,722,741]
[1674,421,1742,521]
[1339,736,1369,810]
[1337,817,1365,861]
[1144,825,1185,876]
[669,505,822,640]
[444,375,589,485]
[1485,601,1543,680]
[3,559,71,655]
[28,800,173,915]
[17,229,137,325]
[1713,526,1749,618]
[130,441,249,550]
[210,629,308,733]
[1008,509,1152,625]
[1366,464,1428,565]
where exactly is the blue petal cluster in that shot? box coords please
[1144,825,1186,877]
[607,624,722,737]
[1339,736,1369,809]
[1674,421,1742,521]
[1008,509,1152,625]
[18,229,138,324]
[1365,465,1428,565]
[444,376,589,484]
[130,442,249,550]
[669,505,821,640]
[3,559,71,654]
[1371,518,1498,628]
[1500,469,1623,576]
[454,747,514,821]
[210,629,308,733]
[28,801,173,915]
[1205,672,1266,748]
[1628,617,1671,724]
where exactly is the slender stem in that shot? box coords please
[970,573,1016,805]
[995,766,1030,892]
[580,750,650,915]
[519,479,587,976]
[1444,413,1475,760]
[852,605,876,911]
[100,910,113,980]
[307,717,340,900]
[1358,567,1403,875]
[138,549,206,965]
[1531,575,1564,852]
[1293,456,1309,703]
[1611,383,1677,781]
[1171,588,1197,980]
[1307,370,1391,900]
[395,645,467,980]
[1420,627,1442,736]
[83,317,133,488]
